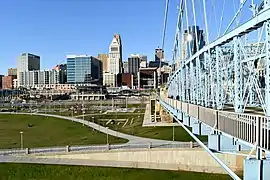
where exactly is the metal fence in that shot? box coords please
[161,97,270,151]
[0,142,202,156]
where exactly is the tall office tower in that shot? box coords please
[155,48,164,61]
[17,53,40,87]
[123,61,129,73]
[108,34,122,74]
[53,64,67,84]
[97,54,109,72]
[128,54,141,75]
[140,55,147,68]
[66,55,102,84]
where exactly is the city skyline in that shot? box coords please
[0,0,181,75]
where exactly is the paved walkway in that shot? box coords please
[0,112,180,145]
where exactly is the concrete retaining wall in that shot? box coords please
[37,148,244,174]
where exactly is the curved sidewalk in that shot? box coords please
[0,112,182,145]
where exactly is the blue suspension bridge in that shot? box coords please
[159,0,270,179]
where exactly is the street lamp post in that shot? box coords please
[112,97,114,110]
[106,127,109,145]
[59,100,61,115]
[173,125,175,142]
[82,105,85,126]
[100,87,102,113]
[92,117,94,131]
[20,131,24,149]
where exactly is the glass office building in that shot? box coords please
[67,55,102,84]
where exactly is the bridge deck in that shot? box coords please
[160,97,270,152]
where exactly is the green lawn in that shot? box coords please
[83,114,208,142]
[0,163,232,180]
[0,114,127,149]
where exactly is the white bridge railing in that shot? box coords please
[161,97,270,151]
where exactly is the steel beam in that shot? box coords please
[168,7,270,86]
[234,37,243,113]
[216,46,223,109]
[265,19,270,116]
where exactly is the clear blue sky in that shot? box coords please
[0,0,180,75]
[0,0,254,75]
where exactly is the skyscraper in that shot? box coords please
[97,54,109,72]
[17,53,40,87]
[140,55,147,68]
[53,64,67,84]
[123,61,129,73]
[108,34,122,74]
[128,54,141,75]
[66,55,102,84]
[155,48,164,61]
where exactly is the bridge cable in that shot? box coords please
[211,0,219,39]
[158,0,170,89]
[218,0,226,37]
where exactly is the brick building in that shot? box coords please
[121,73,133,89]
[2,75,16,89]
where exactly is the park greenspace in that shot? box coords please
[0,114,127,149]
[0,163,233,180]
[82,113,208,142]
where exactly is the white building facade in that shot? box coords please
[108,34,122,75]
[103,72,116,87]
[18,69,62,88]
[17,53,40,87]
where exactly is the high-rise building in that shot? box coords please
[97,54,109,72]
[138,67,158,89]
[8,68,17,76]
[53,64,67,84]
[18,70,61,88]
[155,48,164,61]
[67,55,102,84]
[17,53,40,87]
[108,34,122,74]
[123,61,128,73]
[128,54,141,75]
[140,55,147,68]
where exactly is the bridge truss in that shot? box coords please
[160,0,270,179]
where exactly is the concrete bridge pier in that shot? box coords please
[200,123,212,136]
[244,158,270,180]
[177,111,183,121]
[208,132,221,151]
[208,133,251,152]
[191,118,201,135]
[232,138,251,152]
[192,121,211,136]
[183,113,190,126]
[219,135,241,152]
